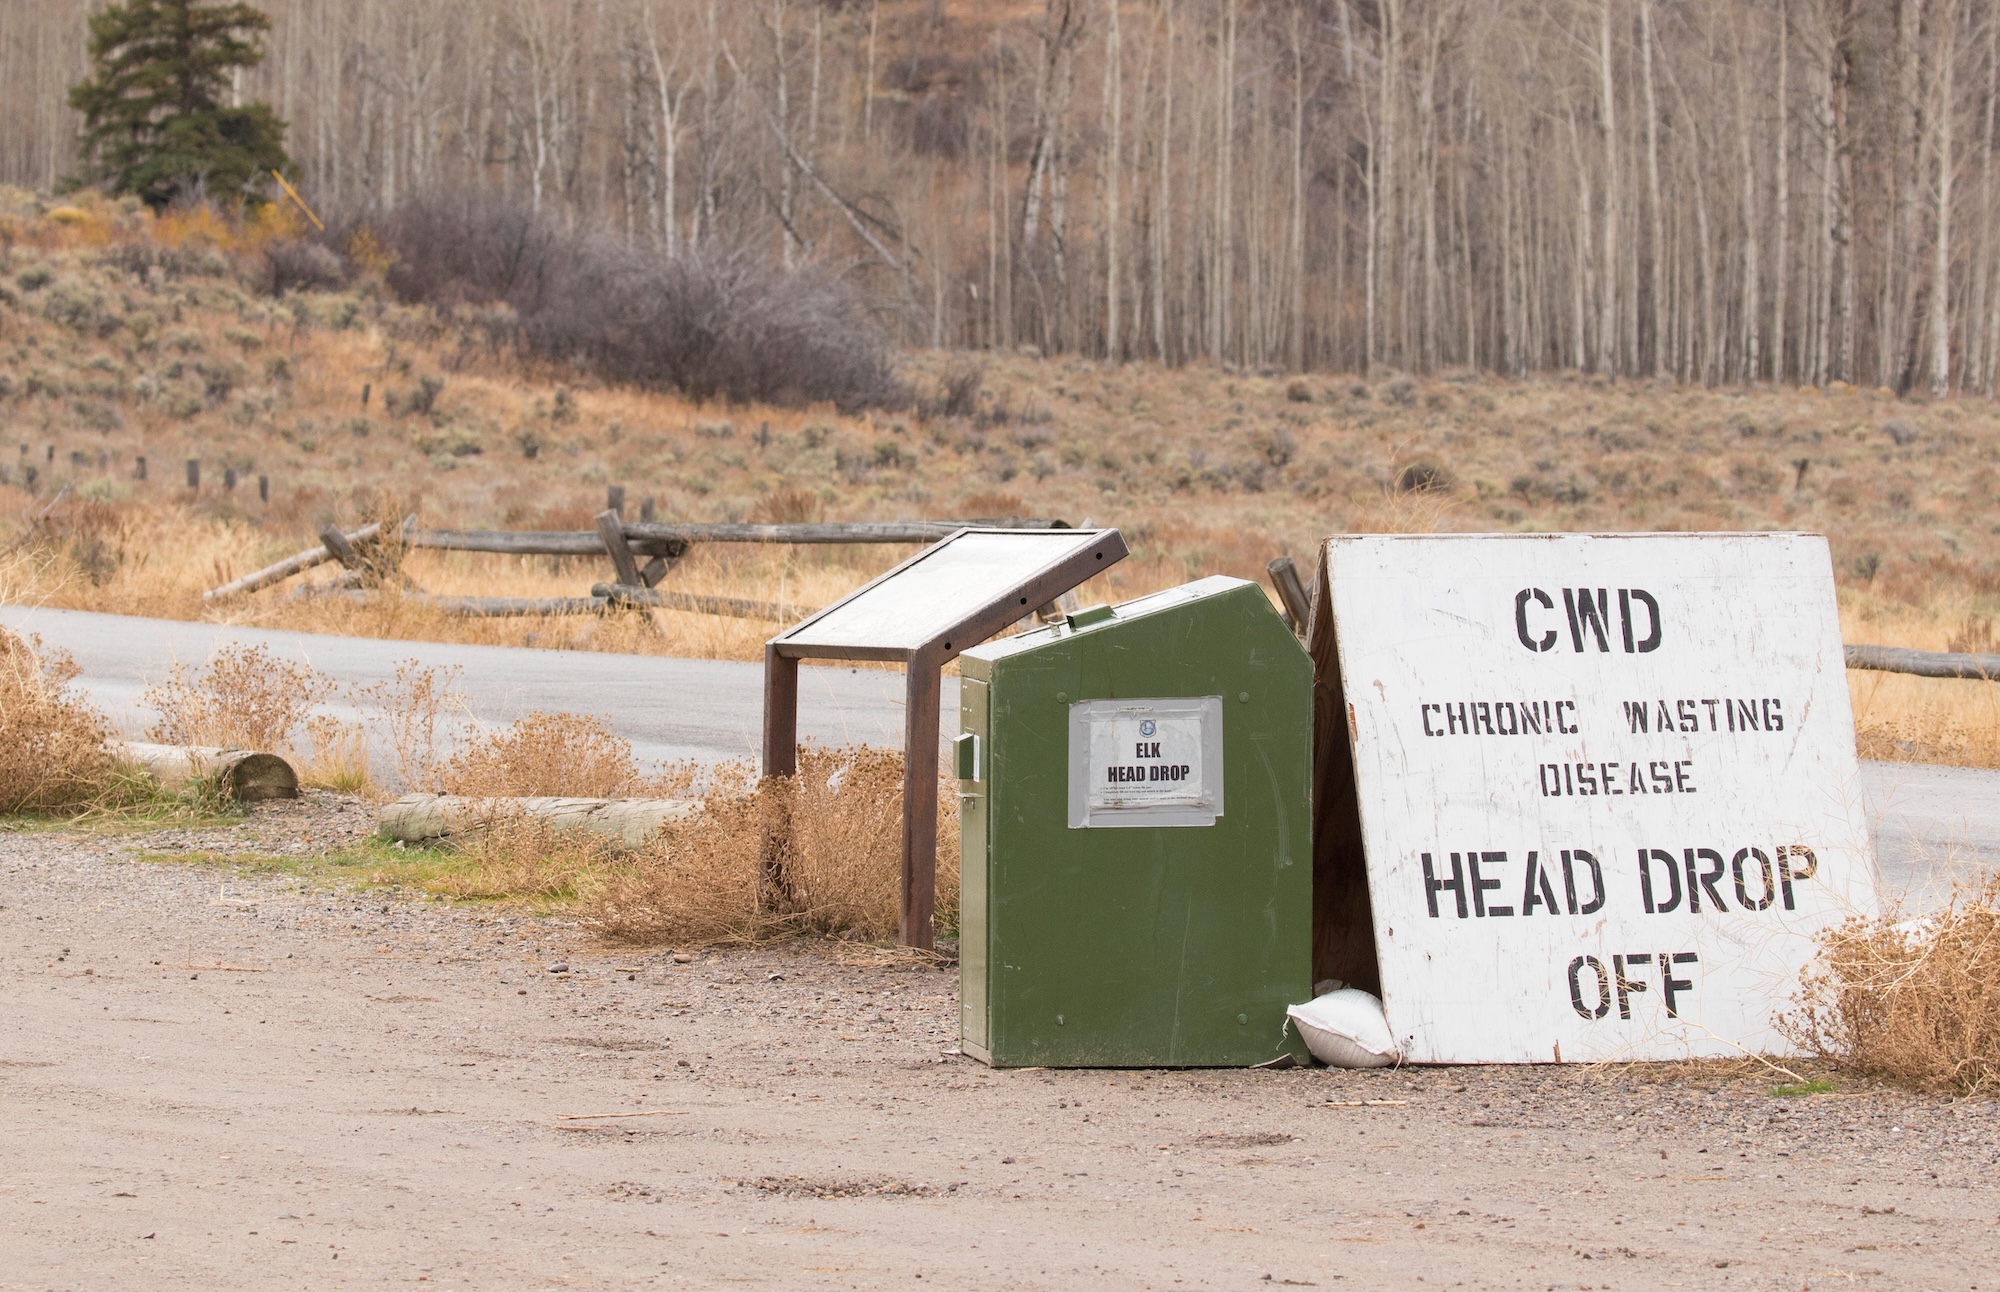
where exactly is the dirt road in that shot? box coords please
[3,802,1996,1290]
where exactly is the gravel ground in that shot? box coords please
[2,798,1997,1290]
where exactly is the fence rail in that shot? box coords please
[1843,644,2000,681]
[406,517,1067,557]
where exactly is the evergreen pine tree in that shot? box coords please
[67,0,290,209]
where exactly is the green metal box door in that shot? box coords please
[955,576,1313,1067]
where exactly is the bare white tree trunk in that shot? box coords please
[1641,0,1667,374]
[1102,0,1123,360]
[1598,0,1619,374]
[1771,0,1790,381]
[1930,1,1958,395]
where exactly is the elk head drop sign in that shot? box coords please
[1316,532,1879,1064]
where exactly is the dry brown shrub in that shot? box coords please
[440,711,638,798]
[142,642,334,752]
[351,660,462,790]
[586,744,959,946]
[749,486,821,524]
[0,628,121,813]
[1783,875,2000,1096]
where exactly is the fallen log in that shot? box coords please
[378,793,699,849]
[1844,643,2000,680]
[591,583,798,621]
[116,742,299,801]
[425,595,606,618]
[202,521,385,601]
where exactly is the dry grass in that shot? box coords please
[586,745,958,946]
[3,195,1997,765]
[350,660,461,792]
[431,813,625,903]
[1844,604,2000,769]
[1784,875,2000,1097]
[0,627,124,813]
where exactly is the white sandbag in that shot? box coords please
[1286,988,1399,1069]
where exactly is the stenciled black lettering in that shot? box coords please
[1469,851,1512,917]
[1733,847,1777,911]
[1569,955,1612,1020]
[1614,954,1652,1019]
[1683,847,1727,913]
[1521,851,1560,915]
[1563,848,1606,915]
[1423,852,1468,919]
[1776,845,1817,911]
[1422,703,1442,737]
[1516,588,1558,652]
[1627,589,1663,652]
[1659,952,1698,1018]
[1564,587,1612,653]
[1638,848,1683,914]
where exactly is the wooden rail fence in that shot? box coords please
[205,515,1069,619]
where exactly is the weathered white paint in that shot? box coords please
[1323,532,1878,1063]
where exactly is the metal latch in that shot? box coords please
[952,732,981,782]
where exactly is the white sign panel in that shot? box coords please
[1325,532,1879,1064]
[1068,697,1224,828]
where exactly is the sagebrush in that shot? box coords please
[142,642,334,752]
[585,745,958,945]
[0,628,122,813]
[1784,876,2000,1096]
[439,710,639,798]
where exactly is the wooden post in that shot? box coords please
[258,474,269,502]
[319,522,362,568]
[135,455,147,481]
[224,466,237,491]
[607,484,626,514]
[639,495,656,522]
[762,646,800,777]
[186,459,200,490]
[900,652,942,949]
[594,509,643,587]
[1267,556,1312,631]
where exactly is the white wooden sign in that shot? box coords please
[1323,532,1879,1064]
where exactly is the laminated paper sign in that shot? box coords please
[1068,697,1224,828]
[1321,532,1879,1063]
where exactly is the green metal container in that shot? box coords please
[954,575,1313,1067]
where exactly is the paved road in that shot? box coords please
[5,605,1993,909]
[0,604,945,770]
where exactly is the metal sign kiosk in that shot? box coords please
[763,528,1129,948]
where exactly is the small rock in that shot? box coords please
[548,964,569,974]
